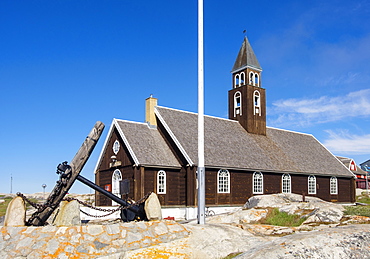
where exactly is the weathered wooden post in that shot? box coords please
[27,121,105,226]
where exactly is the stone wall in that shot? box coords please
[0,221,189,258]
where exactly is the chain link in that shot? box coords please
[18,191,152,220]
[17,192,46,210]
[63,192,152,218]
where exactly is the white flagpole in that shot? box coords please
[197,0,205,225]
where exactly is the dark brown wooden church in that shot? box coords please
[94,37,356,215]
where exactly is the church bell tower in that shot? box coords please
[228,36,266,135]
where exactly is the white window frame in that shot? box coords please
[253,90,261,116]
[217,169,230,193]
[112,169,122,206]
[254,73,259,87]
[113,139,120,155]
[234,74,240,88]
[253,172,263,194]
[249,72,254,85]
[240,72,245,86]
[282,173,291,193]
[308,175,316,194]
[234,91,242,117]
[157,170,166,194]
[330,176,338,195]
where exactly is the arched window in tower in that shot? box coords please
[234,91,242,117]
[112,169,122,206]
[249,72,254,85]
[253,90,261,116]
[254,73,259,87]
[240,72,245,85]
[234,74,240,88]
[157,170,166,194]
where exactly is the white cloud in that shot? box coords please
[323,130,370,154]
[268,89,370,127]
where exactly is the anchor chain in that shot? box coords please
[18,191,152,220]
[63,191,152,218]
[17,192,62,225]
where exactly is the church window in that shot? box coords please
[113,139,120,155]
[157,170,166,194]
[240,72,245,85]
[254,74,259,87]
[330,176,338,195]
[253,172,263,194]
[249,72,254,85]
[282,174,291,193]
[218,169,230,193]
[234,74,240,88]
[253,90,261,116]
[234,72,245,88]
[308,175,316,194]
[234,91,242,116]
[112,169,122,205]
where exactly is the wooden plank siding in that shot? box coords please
[338,177,355,203]
[97,128,135,171]
[231,170,251,205]
[144,167,186,207]
[202,169,355,207]
[263,172,281,194]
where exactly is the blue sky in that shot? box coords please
[1,0,370,194]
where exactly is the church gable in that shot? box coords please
[94,121,136,174]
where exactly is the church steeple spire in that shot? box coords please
[228,36,266,135]
[231,36,262,73]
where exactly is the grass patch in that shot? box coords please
[261,208,306,227]
[0,196,40,217]
[344,205,370,217]
[357,194,370,204]
[0,197,13,217]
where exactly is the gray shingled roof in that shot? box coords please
[156,106,354,178]
[232,36,262,72]
[115,119,181,168]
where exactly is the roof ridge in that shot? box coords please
[114,118,147,125]
[267,126,313,137]
[156,106,239,123]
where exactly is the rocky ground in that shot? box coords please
[122,223,370,259]
[2,193,370,258]
[122,194,370,259]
